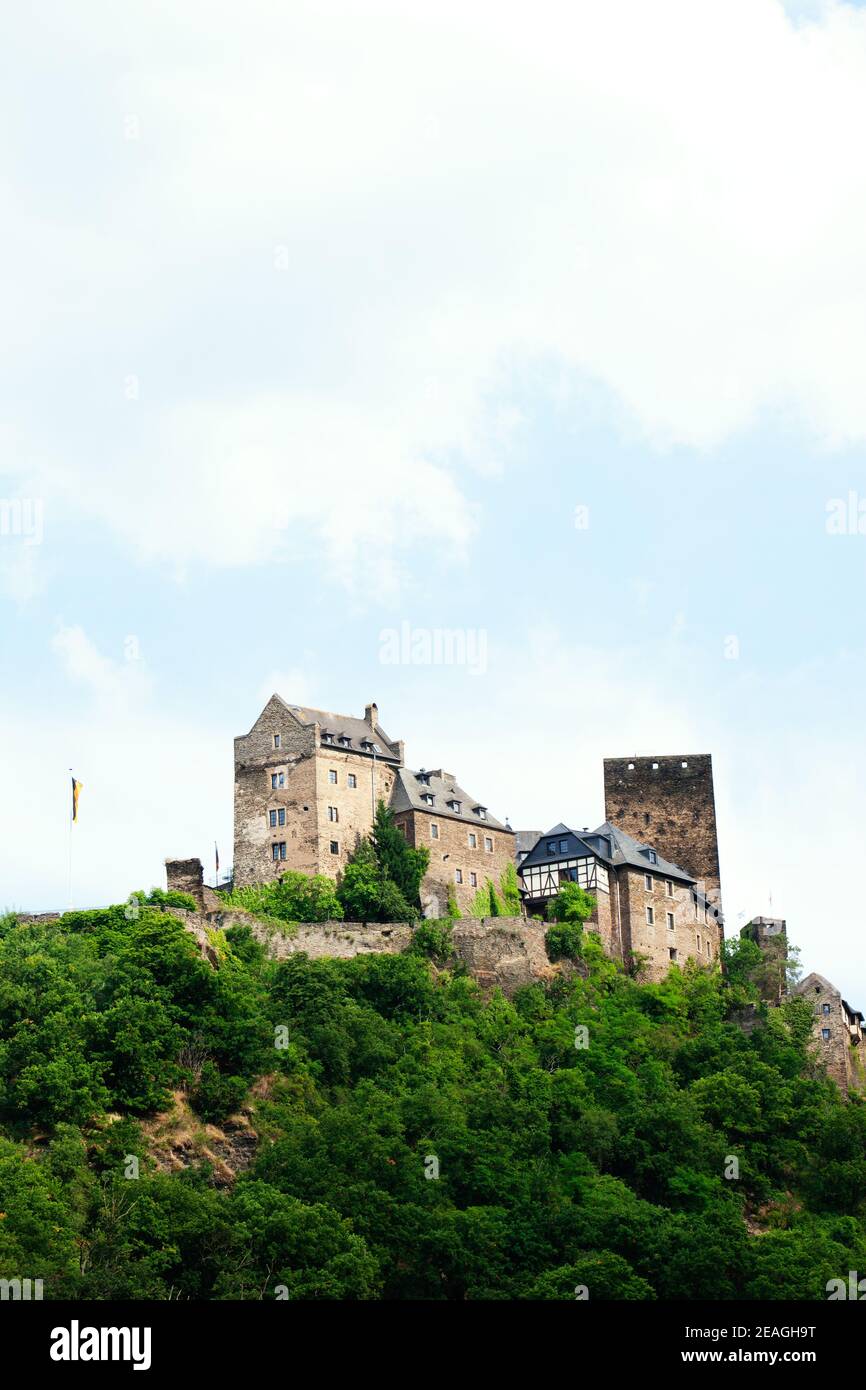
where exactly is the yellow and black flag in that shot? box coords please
[71,776,83,823]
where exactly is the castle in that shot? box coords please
[164,694,862,1094]
[225,696,725,980]
[231,695,515,917]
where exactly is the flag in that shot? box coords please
[215,842,220,880]
[71,776,82,823]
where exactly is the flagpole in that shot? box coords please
[67,766,73,911]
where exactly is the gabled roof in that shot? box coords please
[595,821,696,885]
[517,819,696,885]
[793,972,840,998]
[272,696,402,762]
[389,767,511,832]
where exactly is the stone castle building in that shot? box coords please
[603,755,722,910]
[517,820,723,981]
[792,973,865,1096]
[232,695,514,916]
[741,916,865,1097]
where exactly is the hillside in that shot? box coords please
[0,903,864,1300]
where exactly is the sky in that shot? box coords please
[2,0,866,1001]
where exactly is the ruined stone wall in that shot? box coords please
[604,755,722,904]
[173,909,556,995]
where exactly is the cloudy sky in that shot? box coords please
[2,0,866,1000]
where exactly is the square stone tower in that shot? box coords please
[603,754,722,911]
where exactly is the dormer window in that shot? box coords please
[474,806,487,819]
[648,850,658,865]
[416,771,430,785]
[448,799,462,813]
[322,731,334,743]
[338,734,351,747]
[421,792,435,806]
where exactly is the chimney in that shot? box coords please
[365,702,379,728]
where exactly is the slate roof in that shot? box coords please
[390,766,511,833]
[515,830,544,858]
[518,819,696,886]
[274,696,402,762]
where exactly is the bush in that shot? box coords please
[409,920,454,964]
[545,881,596,925]
[190,1062,249,1123]
[224,872,343,924]
[545,920,584,961]
[133,887,199,912]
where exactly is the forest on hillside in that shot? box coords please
[0,899,864,1301]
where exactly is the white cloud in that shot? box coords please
[4,0,866,592]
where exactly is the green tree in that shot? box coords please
[546,881,596,925]
[370,801,429,910]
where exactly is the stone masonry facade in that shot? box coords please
[793,972,866,1096]
[604,755,722,909]
[233,696,514,916]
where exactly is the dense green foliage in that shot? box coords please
[0,904,864,1301]
[224,871,343,924]
[337,802,429,922]
[545,883,597,960]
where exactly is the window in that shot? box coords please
[269,810,277,828]
[328,806,339,822]
[272,842,286,861]
[330,840,339,855]
[648,850,658,865]
[421,792,435,806]
[431,823,439,840]
[485,836,493,852]
[455,869,463,884]
[559,839,568,853]
[669,947,677,961]
[348,773,357,788]
[449,799,462,813]
[278,808,285,827]
[667,912,675,931]
[706,940,711,958]
[547,841,557,854]
[274,733,281,748]
[821,1028,831,1041]
[475,807,487,820]
[470,872,477,887]
[665,879,674,897]
[652,762,659,770]
[271,771,285,789]
[822,1003,831,1014]
[328,769,337,784]
[644,873,653,891]
[468,832,477,848]
[646,906,654,925]
[696,933,702,953]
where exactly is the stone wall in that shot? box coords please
[394,806,516,916]
[793,973,865,1096]
[604,754,722,904]
[172,909,557,995]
